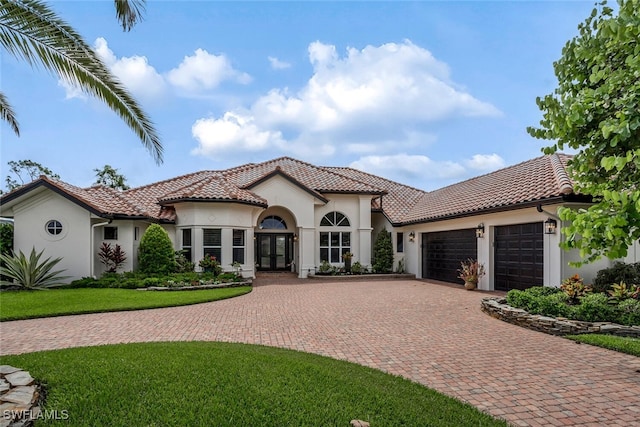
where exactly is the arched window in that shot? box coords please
[319,212,351,263]
[259,215,287,230]
[320,212,350,227]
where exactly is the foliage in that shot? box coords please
[527,0,640,264]
[607,282,640,303]
[4,159,59,191]
[616,298,640,326]
[566,334,640,358]
[94,164,130,190]
[572,293,616,322]
[560,274,592,304]
[318,260,332,274]
[98,242,127,273]
[506,287,566,316]
[396,257,405,274]
[0,0,163,163]
[64,271,243,290]
[0,223,13,256]
[0,287,252,321]
[593,262,640,293]
[174,250,194,273]
[372,229,393,273]
[0,247,69,289]
[341,252,353,260]
[137,224,176,275]
[0,342,507,426]
[198,255,222,275]
[457,259,486,284]
[351,261,363,275]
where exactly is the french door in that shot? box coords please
[256,233,293,271]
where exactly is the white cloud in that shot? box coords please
[167,49,252,93]
[268,56,291,70]
[465,153,505,171]
[191,40,501,162]
[58,79,86,100]
[93,38,166,100]
[350,154,467,182]
[191,112,284,156]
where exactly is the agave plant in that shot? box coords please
[0,247,69,289]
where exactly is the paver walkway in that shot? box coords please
[1,278,639,426]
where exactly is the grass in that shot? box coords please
[566,334,640,357]
[0,342,506,426]
[0,287,251,321]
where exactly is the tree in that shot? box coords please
[137,224,176,275]
[5,159,60,191]
[0,0,163,163]
[527,0,640,265]
[372,229,393,273]
[94,164,130,190]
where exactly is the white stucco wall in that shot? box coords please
[10,190,92,281]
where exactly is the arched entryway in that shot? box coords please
[255,209,297,272]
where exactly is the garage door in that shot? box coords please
[422,229,477,284]
[494,222,543,291]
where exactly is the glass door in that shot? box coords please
[256,234,293,270]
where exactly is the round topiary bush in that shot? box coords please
[138,224,176,275]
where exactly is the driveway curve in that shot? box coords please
[1,278,639,426]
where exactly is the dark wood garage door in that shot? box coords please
[494,222,543,291]
[422,229,477,284]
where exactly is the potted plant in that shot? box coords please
[458,258,485,290]
[342,252,354,273]
[198,254,222,276]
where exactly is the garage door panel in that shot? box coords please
[495,222,543,291]
[422,229,477,284]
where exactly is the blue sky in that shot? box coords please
[1,1,596,192]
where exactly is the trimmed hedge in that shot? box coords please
[64,272,243,290]
[592,262,640,293]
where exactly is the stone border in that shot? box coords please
[0,366,40,427]
[307,273,415,282]
[137,280,252,291]
[481,297,640,338]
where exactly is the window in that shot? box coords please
[319,231,351,263]
[397,232,404,253]
[134,226,140,241]
[260,215,286,229]
[104,226,118,240]
[182,229,192,262]
[203,228,222,262]
[320,212,350,227]
[232,229,245,264]
[45,220,63,235]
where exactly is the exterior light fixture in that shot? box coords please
[544,218,557,234]
[476,223,485,238]
[409,231,415,242]
[293,233,298,242]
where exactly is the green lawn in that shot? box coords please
[0,342,506,426]
[566,334,640,357]
[0,287,251,321]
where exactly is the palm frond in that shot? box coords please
[0,0,163,163]
[114,0,145,32]
[0,90,20,135]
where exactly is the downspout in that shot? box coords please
[90,220,111,278]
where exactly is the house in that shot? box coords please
[1,154,638,291]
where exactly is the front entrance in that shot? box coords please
[256,233,294,271]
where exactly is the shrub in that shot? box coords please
[318,260,332,274]
[98,242,127,273]
[560,274,592,304]
[138,224,176,275]
[572,293,615,322]
[536,292,572,318]
[0,223,13,256]
[175,251,195,273]
[372,229,393,273]
[198,255,222,276]
[608,282,639,303]
[0,247,70,290]
[593,262,640,293]
[351,261,363,275]
[616,299,640,326]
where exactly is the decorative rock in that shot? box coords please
[4,372,33,387]
[0,367,20,376]
[350,420,370,427]
[0,380,10,393]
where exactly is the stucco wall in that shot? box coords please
[11,190,91,281]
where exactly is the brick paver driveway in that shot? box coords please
[1,278,639,426]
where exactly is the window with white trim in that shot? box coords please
[203,228,222,262]
[319,211,351,263]
[182,229,192,262]
[232,229,245,264]
[104,226,118,240]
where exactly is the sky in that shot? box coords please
[1,1,597,192]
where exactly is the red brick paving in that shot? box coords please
[1,277,639,426]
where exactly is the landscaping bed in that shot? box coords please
[308,273,415,281]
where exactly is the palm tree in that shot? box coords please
[0,0,163,163]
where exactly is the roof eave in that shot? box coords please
[244,169,330,203]
[159,197,268,208]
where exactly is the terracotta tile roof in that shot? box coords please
[403,153,575,224]
[0,153,576,224]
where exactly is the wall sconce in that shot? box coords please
[409,231,415,242]
[544,218,557,234]
[293,233,298,242]
[476,223,485,238]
